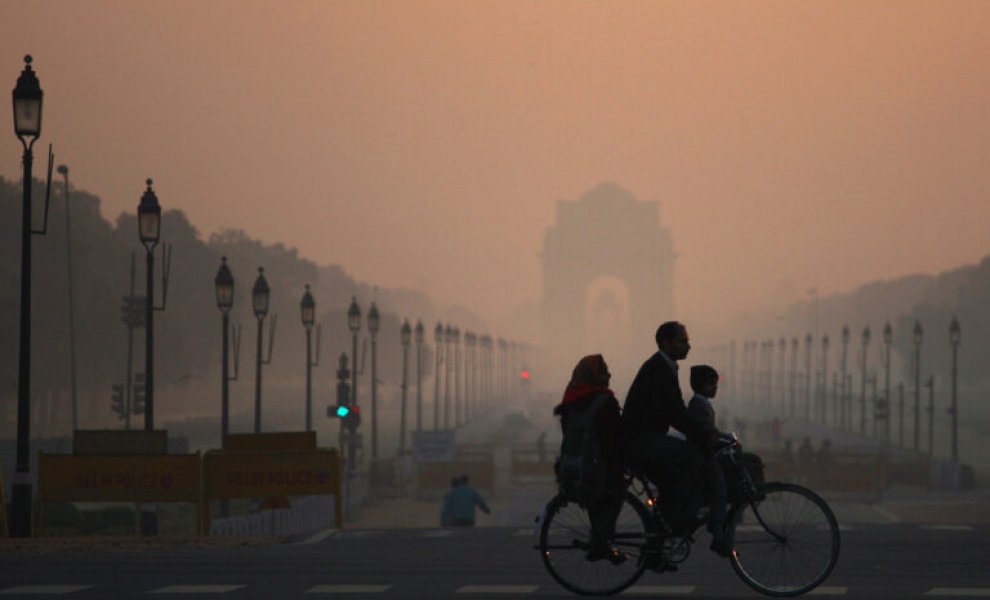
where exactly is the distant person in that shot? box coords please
[536,430,547,463]
[439,475,490,527]
[817,438,834,466]
[797,437,815,463]
[782,439,795,463]
[687,364,731,556]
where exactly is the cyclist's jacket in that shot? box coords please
[620,351,717,446]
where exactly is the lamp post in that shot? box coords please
[804,334,812,420]
[433,322,442,431]
[444,325,454,428]
[949,317,961,461]
[790,338,799,417]
[821,335,829,424]
[453,327,461,426]
[11,54,44,538]
[252,268,271,433]
[137,179,162,435]
[399,319,411,454]
[367,302,380,460]
[301,285,319,432]
[860,326,871,434]
[841,325,850,429]
[912,320,923,451]
[55,164,79,433]
[414,320,424,433]
[465,332,476,422]
[347,296,361,415]
[882,323,893,442]
[214,257,234,441]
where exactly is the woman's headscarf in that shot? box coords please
[560,353,614,405]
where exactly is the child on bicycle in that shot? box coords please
[688,365,731,556]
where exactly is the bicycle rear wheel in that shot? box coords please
[539,491,653,596]
[727,482,840,597]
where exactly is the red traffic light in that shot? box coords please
[520,369,530,380]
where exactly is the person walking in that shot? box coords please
[440,475,491,527]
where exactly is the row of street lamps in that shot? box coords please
[731,317,963,460]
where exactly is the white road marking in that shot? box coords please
[871,505,901,523]
[149,585,244,594]
[921,524,974,531]
[622,585,695,595]
[305,585,392,593]
[421,529,454,537]
[925,589,990,597]
[335,530,385,538]
[295,528,337,545]
[456,585,539,593]
[0,586,91,595]
[807,587,848,595]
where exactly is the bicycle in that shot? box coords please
[537,442,841,597]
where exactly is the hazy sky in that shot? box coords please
[3,0,989,329]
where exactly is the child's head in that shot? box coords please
[690,365,719,398]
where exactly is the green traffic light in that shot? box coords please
[336,405,350,418]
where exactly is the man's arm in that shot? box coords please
[474,490,491,514]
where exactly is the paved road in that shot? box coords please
[1,522,988,598]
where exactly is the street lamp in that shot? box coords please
[912,320,923,451]
[949,317,961,461]
[347,296,361,428]
[841,325,850,429]
[860,326,871,434]
[399,319,412,454]
[137,179,162,435]
[452,327,461,426]
[804,333,812,420]
[301,285,320,432]
[11,54,45,538]
[882,322,893,442]
[821,334,830,423]
[56,164,79,434]
[367,302,380,460]
[414,320,424,433]
[215,257,235,441]
[433,322,442,431]
[252,268,273,433]
[444,324,453,429]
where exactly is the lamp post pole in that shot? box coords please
[949,318,961,461]
[841,325,850,429]
[56,164,79,433]
[861,326,871,434]
[913,320,923,451]
[301,285,317,432]
[883,323,892,443]
[11,55,44,538]
[214,258,234,441]
[252,268,271,433]
[453,327,461,426]
[444,325,453,429]
[414,320,424,432]
[137,179,162,434]
[347,296,361,426]
[804,334,812,420]
[367,302,380,460]
[821,335,829,424]
[433,322,442,431]
[400,319,411,454]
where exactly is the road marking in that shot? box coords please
[295,528,337,545]
[305,585,392,593]
[807,587,848,595]
[149,586,244,594]
[456,585,539,593]
[922,524,974,531]
[622,585,695,595]
[421,529,454,537]
[871,505,900,523]
[335,530,385,538]
[0,586,91,595]
[925,589,990,597]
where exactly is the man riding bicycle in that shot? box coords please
[620,321,734,554]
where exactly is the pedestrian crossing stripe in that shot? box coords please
[0,586,92,595]
[925,589,990,597]
[296,528,338,545]
[305,585,392,593]
[149,586,244,594]
[456,585,539,593]
[622,585,695,595]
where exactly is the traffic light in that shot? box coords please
[110,384,126,420]
[132,373,146,415]
[520,368,531,382]
[342,405,361,432]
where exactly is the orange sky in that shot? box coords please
[2,0,989,333]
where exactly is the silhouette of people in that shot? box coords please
[797,437,815,463]
[687,364,731,556]
[621,322,727,536]
[439,475,490,527]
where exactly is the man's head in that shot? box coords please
[655,321,690,361]
[690,365,719,398]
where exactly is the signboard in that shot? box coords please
[202,449,340,499]
[223,431,317,453]
[73,430,168,455]
[37,453,201,503]
[411,430,456,463]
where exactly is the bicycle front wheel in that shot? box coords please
[727,482,841,597]
[539,491,653,596]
